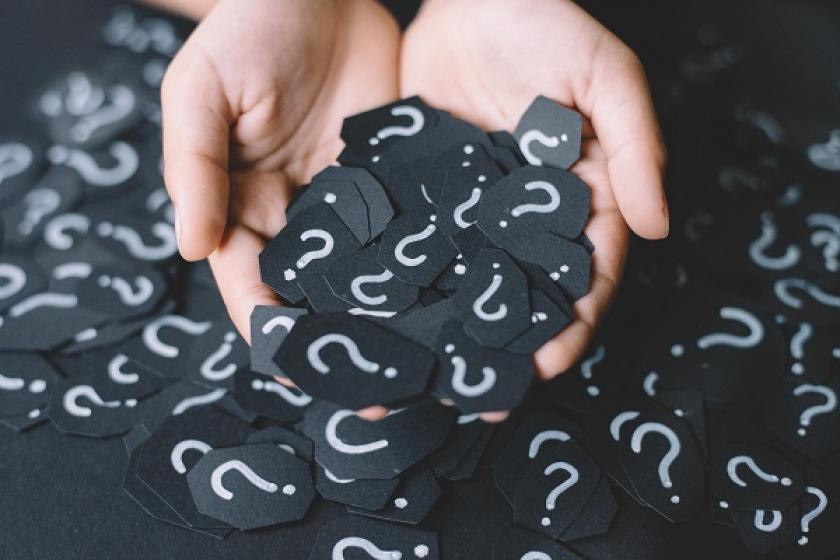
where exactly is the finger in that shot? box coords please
[582,36,669,239]
[534,208,628,378]
[357,406,389,421]
[480,411,510,423]
[229,170,293,239]
[207,224,280,343]
[161,46,232,261]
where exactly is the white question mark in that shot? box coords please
[443,343,497,398]
[726,455,792,488]
[250,378,313,407]
[70,84,136,143]
[62,384,136,417]
[452,187,483,229]
[671,306,764,357]
[307,333,398,379]
[806,213,840,272]
[325,409,399,455]
[472,263,508,322]
[394,223,436,268]
[521,553,552,560]
[200,332,239,382]
[17,189,61,236]
[210,460,293,500]
[499,181,561,229]
[630,423,682,505]
[0,372,46,394]
[789,322,812,376]
[0,142,33,185]
[793,383,837,436]
[283,229,335,281]
[108,354,139,385]
[807,129,840,172]
[798,486,828,545]
[528,430,579,526]
[754,509,783,532]
[48,142,139,187]
[170,439,212,474]
[0,263,27,301]
[97,274,155,306]
[368,105,426,146]
[261,315,297,336]
[774,278,840,310]
[39,72,102,117]
[579,345,605,397]
[518,129,567,167]
[332,537,402,560]
[43,213,90,250]
[96,221,177,261]
[748,212,800,270]
[350,270,394,307]
[172,388,227,416]
[142,315,212,358]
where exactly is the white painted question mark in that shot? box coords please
[48,142,139,187]
[96,221,177,261]
[789,322,812,376]
[284,229,335,281]
[325,409,393,455]
[472,263,508,322]
[350,270,394,306]
[368,105,425,146]
[748,212,800,270]
[499,181,561,229]
[43,213,90,250]
[629,423,683,504]
[70,84,136,143]
[774,278,840,310]
[200,332,239,382]
[332,537,402,560]
[528,430,577,527]
[0,142,33,185]
[452,187,482,229]
[807,129,840,172]
[170,439,212,474]
[97,274,155,306]
[394,223,436,267]
[261,315,296,335]
[443,343,496,397]
[307,333,397,379]
[806,213,840,272]
[250,378,313,407]
[17,189,61,236]
[580,345,604,397]
[754,510,783,532]
[172,388,227,415]
[0,372,46,394]
[108,354,139,385]
[142,315,212,358]
[211,460,292,500]
[62,384,136,417]
[642,371,659,397]
[0,263,26,301]
[793,383,837,436]
[671,306,764,357]
[726,455,792,488]
[798,486,828,545]
[518,129,566,167]
[1,293,78,330]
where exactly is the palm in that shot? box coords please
[401,0,667,378]
[162,0,400,337]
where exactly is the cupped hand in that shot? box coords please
[161,0,400,340]
[401,0,669,412]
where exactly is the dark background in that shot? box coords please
[0,1,837,559]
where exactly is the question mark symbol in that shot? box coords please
[726,454,792,488]
[798,486,828,545]
[671,306,764,357]
[579,345,604,397]
[170,439,212,474]
[774,278,840,311]
[200,332,239,382]
[444,343,497,397]
[62,384,136,417]
[792,383,837,436]
[498,181,561,229]
[142,315,212,358]
[97,274,155,306]
[748,212,800,270]
[307,333,397,379]
[333,537,431,560]
[528,430,579,527]
[70,84,136,143]
[210,459,293,500]
[43,213,90,250]
[48,142,139,187]
[96,221,177,261]
[250,378,313,407]
[283,229,335,281]
[0,263,27,302]
[807,129,840,172]
[368,105,426,146]
[0,142,33,185]
[806,213,840,273]
[518,129,567,166]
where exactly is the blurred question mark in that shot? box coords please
[806,213,840,272]
[774,278,840,311]
[671,307,764,357]
[748,212,800,270]
[0,263,27,301]
[97,274,155,306]
[142,315,212,359]
[43,213,90,250]
[0,142,33,185]
[96,221,177,261]
[48,142,138,187]
[792,383,837,437]
[17,189,61,236]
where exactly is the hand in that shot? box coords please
[161,0,400,341]
[401,0,669,415]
